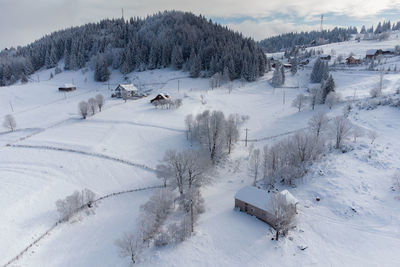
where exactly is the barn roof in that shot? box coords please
[366,49,378,56]
[62,83,76,88]
[119,84,138,91]
[235,186,273,212]
[235,186,299,212]
[279,190,299,206]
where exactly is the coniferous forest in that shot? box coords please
[0,11,268,86]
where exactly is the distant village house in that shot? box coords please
[113,84,138,99]
[58,84,76,92]
[366,49,394,59]
[234,186,298,227]
[346,56,361,65]
[150,93,170,103]
[319,54,331,61]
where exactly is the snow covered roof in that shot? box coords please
[366,49,378,56]
[118,84,137,91]
[158,93,169,99]
[62,83,76,88]
[235,186,273,212]
[320,54,330,58]
[279,190,299,207]
[235,186,299,212]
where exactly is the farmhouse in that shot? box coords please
[58,84,76,92]
[319,54,331,61]
[234,186,298,226]
[283,63,292,69]
[150,93,170,103]
[113,84,138,98]
[346,56,361,65]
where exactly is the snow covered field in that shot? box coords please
[1,35,400,266]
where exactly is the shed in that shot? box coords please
[150,93,170,103]
[234,186,298,226]
[58,84,76,92]
[114,84,138,98]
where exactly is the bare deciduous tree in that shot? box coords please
[368,130,378,144]
[325,92,341,109]
[308,111,329,139]
[330,115,353,149]
[248,148,261,185]
[291,93,307,112]
[272,192,296,241]
[88,97,98,115]
[3,114,16,131]
[352,126,364,142]
[115,233,143,265]
[309,86,321,110]
[95,94,105,111]
[78,101,89,119]
[55,188,96,221]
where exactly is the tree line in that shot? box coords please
[0,11,267,86]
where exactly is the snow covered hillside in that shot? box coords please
[1,34,400,267]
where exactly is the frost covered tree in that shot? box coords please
[55,188,96,221]
[352,126,364,142]
[248,148,261,185]
[271,64,284,88]
[308,112,327,139]
[94,54,110,82]
[309,86,321,109]
[311,57,329,83]
[3,114,16,131]
[368,130,378,144]
[156,149,210,196]
[88,97,98,115]
[330,115,353,149]
[320,74,335,103]
[291,93,307,112]
[95,94,105,112]
[325,91,341,109]
[272,192,297,241]
[78,101,89,119]
[115,233,143,265]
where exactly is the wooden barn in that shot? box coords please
[58,84,76,92]
[234,186,298,226]
[113,84,138,98]
[366,49,381,59]
[150,93,170,103]
[346,56,361,65]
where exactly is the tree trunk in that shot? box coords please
[275,230,279,241]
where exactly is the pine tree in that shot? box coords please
[291,56,298,75]
[190,54,201,78]
[171,45,184,70]
[272,64,283,88]
[320,74,335,103]
[94,54,110,82]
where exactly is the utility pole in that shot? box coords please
[283,89,286,105]
[178,79,180,93]
[244,128,249,147]
[121,8,124,19]
[320,14,324,32]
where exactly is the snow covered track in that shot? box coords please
[3,185,163,267]
[9,144,155,172]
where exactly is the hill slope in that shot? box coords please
[0,11,267,86]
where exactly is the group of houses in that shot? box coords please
[234,186,298,227]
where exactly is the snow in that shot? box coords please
[235,186,273,212]
[1,32,400,266]
[118,84,138,91]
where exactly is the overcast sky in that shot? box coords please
[1,0,400,49]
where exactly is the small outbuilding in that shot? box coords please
[366,49,381,59]
[234,186,298,226]
[58,84,76,92]
[150,93,170,103]
[319,54,331,61]
[113,84,138,98]
[346,56,361,65]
